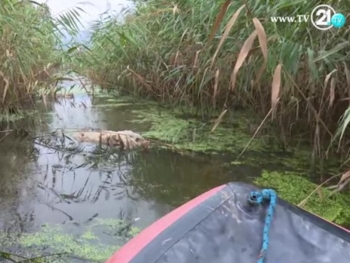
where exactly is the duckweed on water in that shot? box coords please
[254,171,350,225]
[93,102,133,108]
[131,107,268,153]
[20,225,114,262]
[1,218,141,262]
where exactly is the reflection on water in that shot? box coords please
[0,133,39,234]
[0,79,254,261]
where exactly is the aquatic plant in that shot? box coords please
[255,170,350,226]
[0,218,141,262]
[131,106,268,153]
[75,0,350,165]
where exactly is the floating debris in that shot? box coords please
[73,130,150,150]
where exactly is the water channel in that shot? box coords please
[0,77,260,262]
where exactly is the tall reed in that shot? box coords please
[0,0,82,115]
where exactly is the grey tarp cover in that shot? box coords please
[129,182,350,263]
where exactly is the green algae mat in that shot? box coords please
[255,170,350,226]
[1,218,140,262]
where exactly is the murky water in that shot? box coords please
[0,78,260,262]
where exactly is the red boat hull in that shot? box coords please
[106,182,350,263]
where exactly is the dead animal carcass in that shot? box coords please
[73,130,150,150]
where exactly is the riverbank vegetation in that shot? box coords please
[0,0,80,117]
[74,0,350,165]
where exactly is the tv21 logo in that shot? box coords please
[311,4,346,30]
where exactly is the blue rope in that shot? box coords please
[248,189,277,263]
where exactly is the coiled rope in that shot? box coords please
[248,189,277,263]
